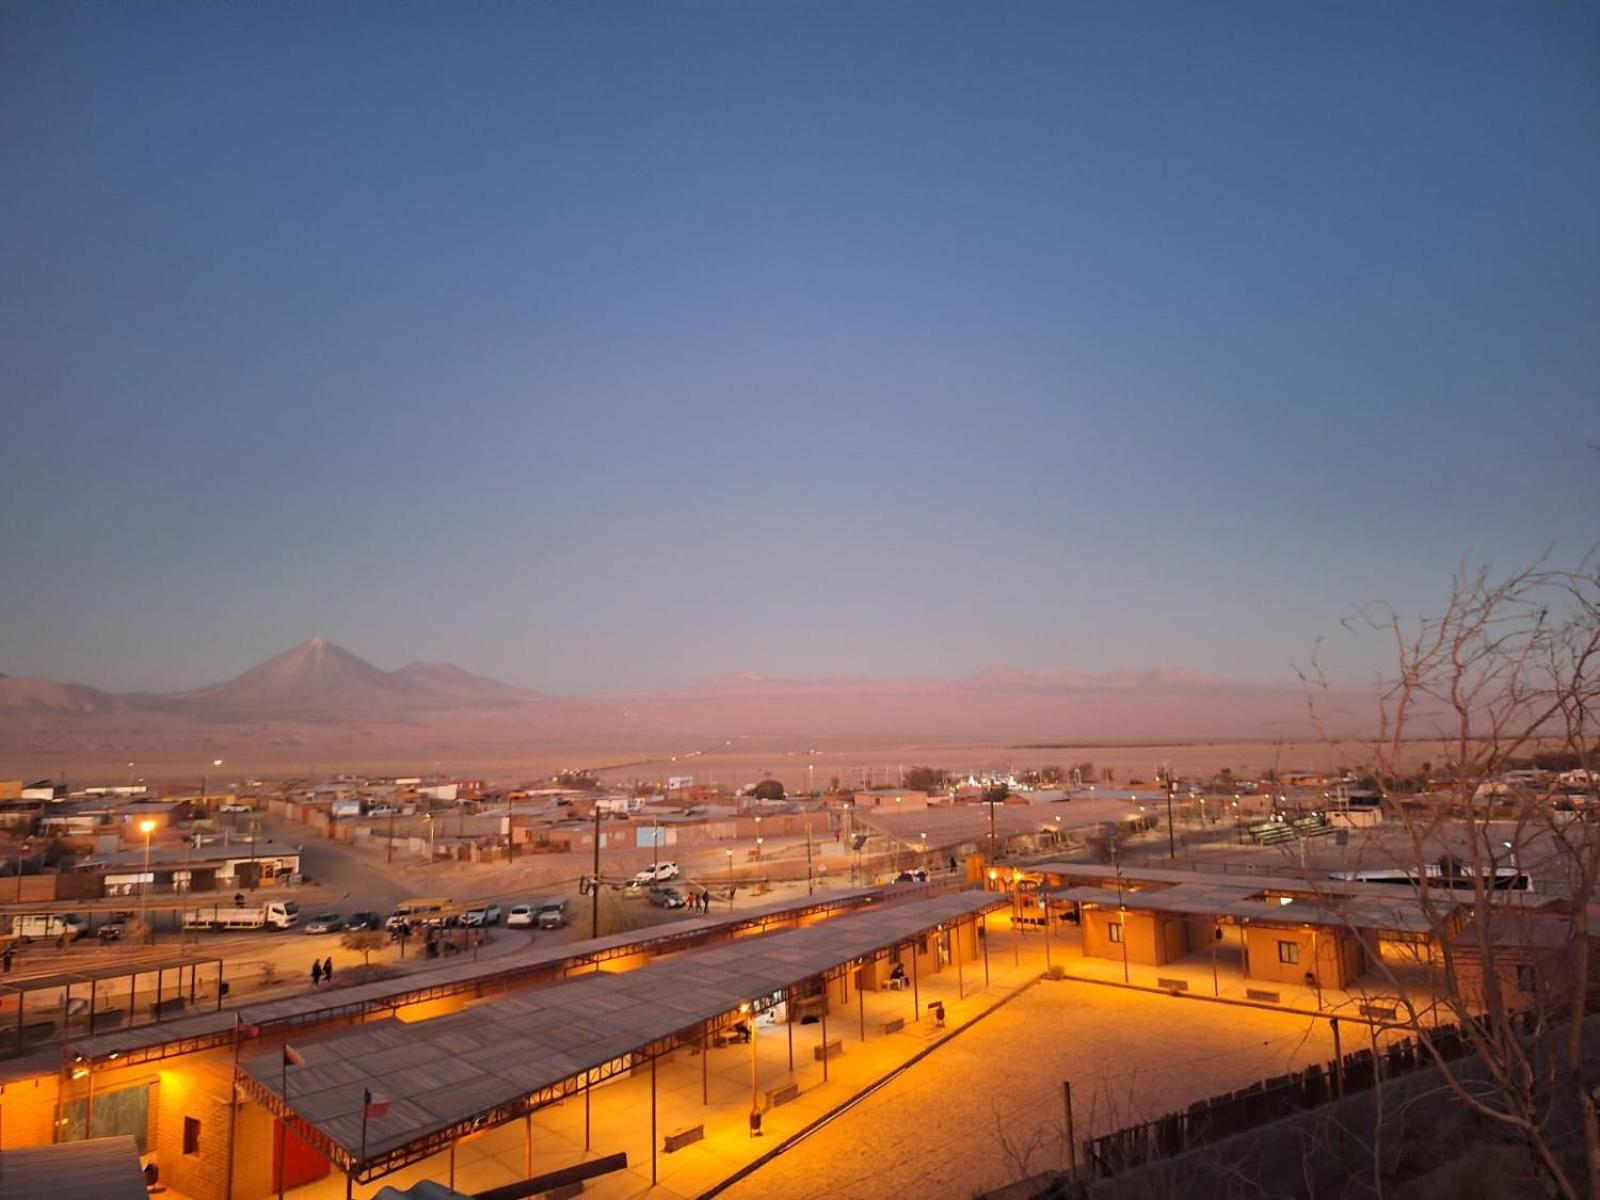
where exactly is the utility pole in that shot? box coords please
[805,821,814,896]
[1164,768,1177,859]
[591,805,602,939]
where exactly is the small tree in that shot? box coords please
[1302,557,1600,1198]
[902,766,947,793]
[750,778,785,801]
[340,930,386,967]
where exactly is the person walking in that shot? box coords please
[323,956,334,985]
[311,959,322,988]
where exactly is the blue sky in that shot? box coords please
[2,2,1595,694]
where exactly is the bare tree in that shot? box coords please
[1301,558,1600,1198]
[340,929,386,967]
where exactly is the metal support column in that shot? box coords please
[650,1052,658,1186]
[858,977,865,1042]
[820,1007,829,1083]
[981,917,990,986]
[89,980,97,1036]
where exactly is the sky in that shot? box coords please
[1,2,1596,696]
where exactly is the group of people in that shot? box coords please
[309,956,334,987]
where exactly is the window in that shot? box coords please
[1277,940,1299,965]
[1517,965,1538,994]
[1107,921,1124,944]
[183,1117,201,1156]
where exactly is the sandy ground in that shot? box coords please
[13,734,1454,792]
[723,979,1348,1200]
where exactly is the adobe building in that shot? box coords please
[1030,862,1438,992]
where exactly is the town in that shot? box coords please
[0,745,1594,1198]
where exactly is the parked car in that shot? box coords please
[219,803,252,814]
[505,904,536,928]
[96,911,133,942]
[345,911,382,931]
[304,913,344,934]
[631,862,681,884]
[366,805,398,817]
[647,886,687,909]
[893,869,930,884]
[462,903,502,927]
[536,900,569,929]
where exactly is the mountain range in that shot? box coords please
[0,638,1362,770]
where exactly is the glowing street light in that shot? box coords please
[138,818,158,943]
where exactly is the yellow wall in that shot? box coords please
[1082,908,1187,966]
[1243,925,1362,988]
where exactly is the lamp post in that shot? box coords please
[138,818,158,944]
[1111,841,1130,984]
[201,758,223,803]
[425,813,435,891]
[726,848,735,910]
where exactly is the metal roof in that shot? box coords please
[67,883,933,1066]
[1050,883,1436,934]
[0,953,221,998]
[0,1136,147,1200]
[239,890,1002,1177]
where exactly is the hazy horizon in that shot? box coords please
[3,2,1596,696]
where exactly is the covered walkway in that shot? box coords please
[237,891,1008,1195]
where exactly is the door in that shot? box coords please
[273,1119,330,1191]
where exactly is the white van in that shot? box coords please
[11,912,88,941]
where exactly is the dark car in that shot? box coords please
[893,869,930,884]
[345,911,382,931]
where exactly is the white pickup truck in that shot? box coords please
[182,900,299,931]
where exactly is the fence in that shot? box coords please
[1081,1016,1531,1179]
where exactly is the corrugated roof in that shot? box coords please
[0,1136,147,1200]
[242,890,1002,1166]
[68,884,927,1064]
[1049,883,1436,933]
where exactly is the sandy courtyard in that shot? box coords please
[724,979,1348,1200]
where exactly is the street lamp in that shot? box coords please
[425,813,436,890]
[201,758,223,802]
[726,848,735,910]
[138,818,158,944]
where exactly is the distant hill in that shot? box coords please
[0,638,1361,768]
[0,675,125,715]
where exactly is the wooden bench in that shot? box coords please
[663,1124,704,1153]
[765,1082,800,1108]
[1245,988,1281,1004]
[878,1016,906,1036]
[1156,977,1189,992]
[813,1038,844,1062]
